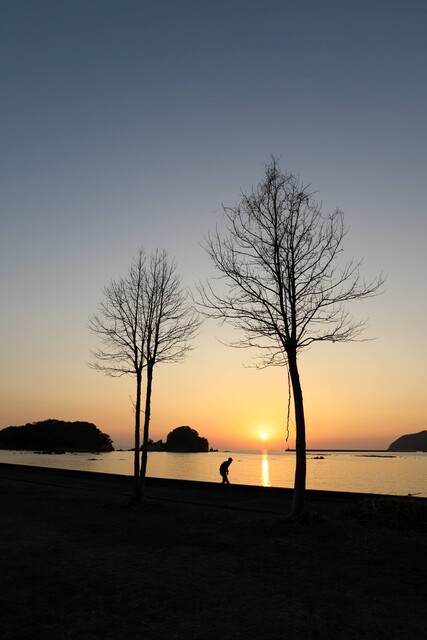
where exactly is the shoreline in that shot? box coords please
[2,449,426,498]
[1,462,425,514]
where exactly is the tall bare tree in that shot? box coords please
[199,159,384,516]
[89,248,200,503]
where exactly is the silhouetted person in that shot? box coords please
[219,457,233,484]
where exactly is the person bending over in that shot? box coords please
[219,457,233,484]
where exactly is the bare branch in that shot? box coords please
[197,158,385,365]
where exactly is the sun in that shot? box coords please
[260,433,269,441]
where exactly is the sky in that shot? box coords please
[1,0,426,450]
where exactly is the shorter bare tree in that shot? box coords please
[89,248,200,503]
[199,158,385,516]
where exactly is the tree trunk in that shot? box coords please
[134,372,142,504]
[287,348,306,516]
[139,360,154,500]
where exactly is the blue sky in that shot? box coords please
[1,1,426,448]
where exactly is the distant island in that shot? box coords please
[388,430,427,452]
[146,426,210,453]
[0,419,114,453]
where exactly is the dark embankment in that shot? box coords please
[1,462,426,521]
[2,462,426,514]
[1,463,425,640]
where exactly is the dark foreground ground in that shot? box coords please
[0,465,426,640]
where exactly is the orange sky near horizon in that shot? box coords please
[1,318,424,452]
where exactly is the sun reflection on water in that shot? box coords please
[261,451,270,487]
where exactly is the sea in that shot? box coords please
[0,449,426,497]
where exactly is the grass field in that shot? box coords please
[1,478,425,639]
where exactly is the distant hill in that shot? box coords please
[388,430,427,452]
[0,419,114,452]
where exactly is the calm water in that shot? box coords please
[1,449,426,497]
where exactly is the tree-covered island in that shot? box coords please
[0,419,114,453]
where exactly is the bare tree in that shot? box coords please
[89,248,200,503]
[199,159,384,516]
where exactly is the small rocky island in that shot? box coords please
[147,426,209,452]
[388,430,427,452]
[0,419,114,453]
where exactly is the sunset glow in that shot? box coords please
[0,2,425,453]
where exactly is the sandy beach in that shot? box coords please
[1,463,426,639]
